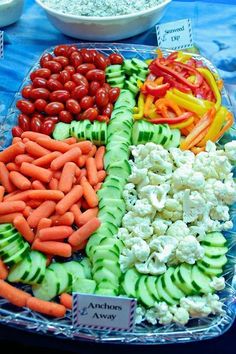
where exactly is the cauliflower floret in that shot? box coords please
[180,296,212,317]
[145,302,174,325]
[116,228,132,246]
[145,308,158,325]
[122,211,151,231]
[166,220,190,239]
[169,147,195,167]
[148,171,168,185]
[213,178,236,205]
[224,140,236,162]
[171,307,190,325]
[205,293,225,315]
[182,190,207,223]
[123,183,138,210]
[148,150,173,175]
[132,198,154,217]
[172,167,205,191]
[210,205,230,221]
[131,238,150,262]
[175,235,204,264]
[149,236,177,263]
[119,248,136,272]
[147,252,167,275]
[139,184,170,211]
[210,277,226,291]
[152,218,171,236]
[131,223,154,240]
[135,306,146,324]
[128,166,148,185]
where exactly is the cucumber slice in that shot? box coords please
[122,59,138,75]
[197,262,223,277]
[165,129,181,149]
[3,242,29,266]
[0,237,24,257]
[107,76,126,86]
[107,160,131,180]
[0,224,15,237]
[80,257,92,279]
[99,237,124,253]
[125,81,139,96]
[200,255,227,269]
[0,232,21,248]
[114,90,136,110]
[175,264,196,295]
[191,265,213,294]
[92,259,121,278]
[8,254,32,283]
[85,233,109,258]
[201,232,227,247]
[106,64,122,73]
[131,58,148,70]
[157,275,178,305]
[146,276,160,302]
[136,275,155,307]
[92,249,119,263]
[111,108,133,120]
[32,269,60,301]
[93,267,119,287]
[49,263,72,294]
[121,268,139,298]
[0,228,19,240]
[24,250,46,284]
[63,261,86,281]
[95,287,118,296]
[53,122,70,140]
[96,279,117,290]
[104,147,129,170]
[106,70,125,79]
[163,267,185,300]
[72,278,96,294]
[203,245,228,258]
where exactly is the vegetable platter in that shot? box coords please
[0,43,235,345]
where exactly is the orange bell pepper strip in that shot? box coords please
[144,94,155,117]
[180,107,216,150]
[211,112,234,142]
[155,97,182,118]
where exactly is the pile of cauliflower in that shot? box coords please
[116,140,236,325]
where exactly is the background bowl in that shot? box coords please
[0,0,24,27]
[35,0,172,41]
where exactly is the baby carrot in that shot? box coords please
[32,180,46,190]
[9,171,31,190]
[0,259,8,280]
[69,141,92,154]
[20,162,53,183]
[80,198,90,210]
[0,213,21,223]
[97,170,106,182]
[6,162,21,172]
[0,142,25,163]
[12,137,22,144]
[95,146,105,171]
[3,190,18,201]
[75,166,81,177]
[49,178,59,190]
[36,137,71,153]
[86,157,98,186]
[62,137,76,145]
[26,297,66,318]
[27,201,56,228]
[56,185,83,215]
[50,147,81,171]
[51,212,74,226]
[0,279,31,307]
[32,151,61,167]
[26,200,41,208]
[70,204,82,226]
[21,131,51,141]
[53,171,62,179]
[27,190,64,201]
[0,201,26,215]
[80,177,98,208]
[0,162,15,193]
[0,186,4,202]
[88,145,97,157]
[58,162,76,193]
[72,239,87,252]
[60,293,72,310]
[77,155,87,168]
[77,208,98,226]
[94,183,102,192]
[13,214,34,243]
[69,217,101,246]
[32,238,72,258]
[15,154,34,165]
[4,190,30,202]
[25,141,50,158]
[38,226,73,241]
[23,206,32,218]
[36,218,52,239]
[22,138,30,143]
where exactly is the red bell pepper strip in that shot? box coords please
[148,112,193,125]
[145,82,170,98]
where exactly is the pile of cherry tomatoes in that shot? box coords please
[13,45,123,137]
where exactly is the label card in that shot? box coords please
[0,31,3,58]
[156,19,193,50]
[73,293,137,331]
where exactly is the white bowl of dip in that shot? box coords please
[35,0,172,41]
[0,0,24,27]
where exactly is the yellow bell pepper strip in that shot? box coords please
[166,90,208,117]
[180,107,216,150]
[133,107,139,113]
[197,67,222,111]
[211,111,234,142]
[156,48,163,58]
[148,112,193,125]
[170,116,194,129]
[172,88,214,110]
[144,94,155,117]
[154,77,164,85]
[197,106,228,147]
[133,93,145,119]
[155,97,182,117]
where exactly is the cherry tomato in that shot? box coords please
[102,102,113,118]
[18,114,30,131]
[64,80,76,92]
[47,79,64,91]
[67,45,78,56]
[50,90,70,102]
[105,57,111,66]
[72,73,89,87]
[21,85,32,99]
[80,49,94,63]
[59,110,73,123]
[97,115,109,123]
[89,81,101,96]
[41,119,55,135]
[109,53,124,65]
[45,102,64,115]
[32,77,48,89]
[102,83,111,93]
[80,107,98,121]
[50,73,61,81]
[64,65,76,75]
[70,52,83,67]
[34,98,47,112]
[30,116,42,132]
[54,45,70,57]
[40,53,53,67]
[108,87,120,103]
[94,53,107,70]
[12,126,23,137]
[80,96,94,110]
[44,116,59,123]
[30,68,51,81]
[43,60,62,73]
[16,100,35,115]
[66,99,81,114]
[54,56,69,67]
[76,63,96,75]
[59,70,71,84]
[95,88,109,107]
[86,69,105,82]
[72,85,88,100]
[32,113,45,121]
[30,88,50,101]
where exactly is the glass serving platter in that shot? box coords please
[0,43,235,345]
